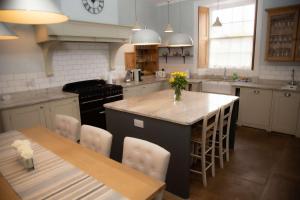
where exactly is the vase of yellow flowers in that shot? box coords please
[169,72,188,101]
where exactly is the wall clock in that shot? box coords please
[82,0,104,15]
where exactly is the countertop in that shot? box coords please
[0,87,78,110]
[104,90,238,125]
[232,81,300,92]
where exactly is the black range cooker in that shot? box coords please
[62,79,123,129]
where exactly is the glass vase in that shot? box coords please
[174,87,182,101]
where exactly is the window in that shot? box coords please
[198,1,257,70]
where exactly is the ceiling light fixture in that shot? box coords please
[167,2,193,47]
[167,33,193,47]
[132,0,142,31]
[164,0,174,33]
[0,0,68,24]
[0,23,18,40]
[131,29,161,46]
[212,0,222,27]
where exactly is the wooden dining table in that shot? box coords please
[0,126,165,200]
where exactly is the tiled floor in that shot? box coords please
[165,126,300,200]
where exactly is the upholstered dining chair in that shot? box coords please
[54,114,80,142]
[80,125,113,157]
[122,137,171,200]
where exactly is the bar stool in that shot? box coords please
[80,125,113,157]
[190,109,220,187]
[54,114,80,142]
[215,101,234,168]
[122,137,171,200]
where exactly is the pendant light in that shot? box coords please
[164,0,174,33]
[212,0,222,27]
[167,2,193,47]
[167,33,193,47]
[0,23,18,40]
[132,0,142,31]
[0,0,68,24]
[131,29,161,46]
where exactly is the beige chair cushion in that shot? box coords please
[54,114,80,142]
[122,137,171,182]
[80,125,113,157]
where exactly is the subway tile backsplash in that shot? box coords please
[0,43,110,95]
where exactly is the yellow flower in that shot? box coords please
[169,77,174,83]
[171,71,187,78]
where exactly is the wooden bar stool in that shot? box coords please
[215,101,234,168]
[190,109,220,187]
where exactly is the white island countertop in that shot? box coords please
[104,90,239,125]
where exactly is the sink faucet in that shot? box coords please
[289,68,296,86]
[223,67,227,80]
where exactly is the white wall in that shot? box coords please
[0,25,44,74]
[59,0,119,24]
[0,43,110,94]
[118,0,159,30]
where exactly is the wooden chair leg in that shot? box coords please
[226,134,230,162]
[219,135,224,168]
[202,145,207,187]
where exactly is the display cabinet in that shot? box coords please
[265,5,300,61]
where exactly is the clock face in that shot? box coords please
[82,0,104,15]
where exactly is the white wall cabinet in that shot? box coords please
[0,97,80,132]
[123,81,169,99]
[271,91,300,135]
[239,88,273,130]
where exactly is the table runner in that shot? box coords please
[0,131,128,200]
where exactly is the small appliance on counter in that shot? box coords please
[124,70,134,82]
[156,68,166,78]
[134,69,143,82]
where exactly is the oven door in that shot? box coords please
[80,98,107,129]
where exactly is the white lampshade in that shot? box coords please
[131,29,161,46]
[0,0,68,24]
[167,33,193,47]
[164,23,174,33]
[132,21,142,31]
[0,23,18,40]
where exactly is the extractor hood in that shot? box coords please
[35,20,132,77]
[35,20,132,43]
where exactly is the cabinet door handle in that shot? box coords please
[253,90,260,94]
[284,92,291,97]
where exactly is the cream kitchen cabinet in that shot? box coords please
[0,97,80,132]
[271,91,300,135]
[123,81,169,99]
[239,88,273,130]
[46,98,81,130]
[1,103,48,131]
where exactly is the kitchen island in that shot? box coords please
[104,90,239,199]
